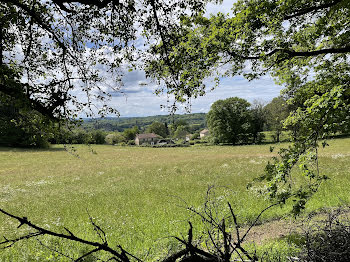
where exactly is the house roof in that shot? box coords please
[136,133,159,139]
[200,129,209,134]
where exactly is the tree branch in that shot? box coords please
[0,83,58,120]
[240,203,279,243]
[75,247,102,262]
[0,208,129,262]
[284,0,343,20]
[228,46,350,61]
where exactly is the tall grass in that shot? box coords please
[0,138,349,260]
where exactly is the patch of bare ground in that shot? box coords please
[243,207,350,245]
[244,218,296,245]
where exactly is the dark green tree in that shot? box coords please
[207,97,252,144]
[123,126,139,141]
[263,97,291,142]
[147,0,350,213]
[73,129,90,144]
[173,125,188,140]
[90,130,106,144]
[146,121,168,138]
[0,101,53,147]
[249,100,266,143]
[169,119,189,136]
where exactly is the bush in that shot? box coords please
[127,140,135,145]
[190,132,200,140]
[91,130,106,144]
[298,208,350,262]
[105,132,126,145]
[256,132,265,144]
[105,133,116,145]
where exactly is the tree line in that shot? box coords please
[0,96,290,147]
[1,0,350,260]
[207,96,292,145]
[84,113,207,132]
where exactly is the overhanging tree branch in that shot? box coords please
[0,83,58,120]
[3,0,73,58]
[284,0,343,20]
[228,46,350,61]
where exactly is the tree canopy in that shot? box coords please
[0,0,217,121]
[1,0,349,211]
[146,121,168,138]
[147,0,349,101]
[146,0,350,213]
[207,97,252,144]
[263,97,291,142]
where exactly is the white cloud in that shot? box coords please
[106,73,284,117]
[205,0,236,17]
[9,0,283,118]
[104,0,286,118]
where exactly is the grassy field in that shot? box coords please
[1,138,350,261]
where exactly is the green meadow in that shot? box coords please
[1,138,350,261]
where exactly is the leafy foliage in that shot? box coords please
[0,99,54,147]
[122,126,139,141]
[146,0,350,213]
[146,121,168,138]
[1,0,218,121]
[207,97,263,145]
[173,125,188,140]
[83,113,207,133]
[263,97,291,142]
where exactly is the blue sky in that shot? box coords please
[102,0,284,117]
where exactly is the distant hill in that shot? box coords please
[82,113,207,133]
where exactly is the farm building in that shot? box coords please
[200,129,210,139]
[135,133,159,145]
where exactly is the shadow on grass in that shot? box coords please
[0,146,66,152]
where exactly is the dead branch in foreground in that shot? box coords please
[0,188,278,262]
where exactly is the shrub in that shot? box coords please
[105,132,126,145]
[190,132,200,140]
[105,133,116,145]
[298,208,350,261]
[91,130,106,144]
[127,140,135,145]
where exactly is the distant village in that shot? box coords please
[135,129,209,146]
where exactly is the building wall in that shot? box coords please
[135,137,159,145]
[200,132,209,138]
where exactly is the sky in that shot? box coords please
[109,71,284,117]
[6,0,284,118]
[106,0,284,117]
